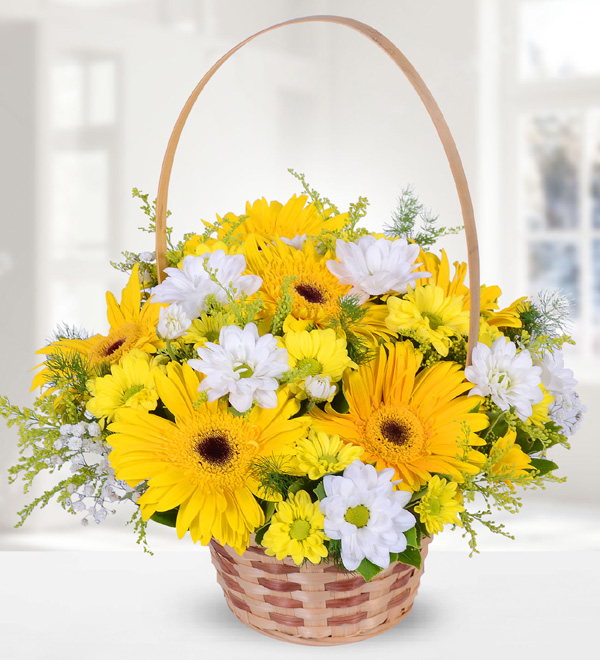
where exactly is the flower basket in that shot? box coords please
[2,13,585,650]
[209,537,431,645]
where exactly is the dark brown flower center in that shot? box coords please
[295,283,325,304]
[380,419,410,446]
[104,338,126,356]
[195,433,233,466]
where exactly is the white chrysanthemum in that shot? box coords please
[319,460,416,571]
[280,234,307,250]
[549,389,586,436]
[188,323,290,412]
[535,351,578,395]
[304,374,337,402]
[465,337,543,421]
[151,251,262,319]
[156,303,192,340]
[326,236,431,304]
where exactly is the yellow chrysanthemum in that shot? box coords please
[489,429,534,488]
[180,236,242,261]
[262,490,328,565]
[108,362,307,554]
[183,312,233,349]
[287,429,364,480]
[385,285,470,356]
[86,350,162,423]
[527,386,554,428]
[478,318,503,347]
[414,475,464,535]
[477,287,526,329]
[279,328,357,397]
[32,265,163,393]
[310,341,489,491]
[209,195,348,244]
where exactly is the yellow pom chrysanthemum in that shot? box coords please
[489,429,534,488]
[310,341,489,492]
[108,362,308,553]
[288,430,364,480]
[262,490,328,565]
[414,475,464,535]
[279,328,357,397]
[183,312,233,349]
[86,350,162,423]
[385,284,470,356]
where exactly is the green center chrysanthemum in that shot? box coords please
[422,311,443,330]
[122,383,145,403]
[345,505,370,528]
[289,518,311,540]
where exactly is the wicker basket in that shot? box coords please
[209,537,431,645]
[152,13,481,646]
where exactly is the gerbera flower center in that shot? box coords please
[105,338,126,356]
[289,519,311,540]
[365,404,428,463]
[195,433,234,466]
[295,282,326,304]
[344,504,370,528]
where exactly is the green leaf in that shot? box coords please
[404,526,418,548]
[392,546,422,570]
[355,558,385,582]
[314,481,326,500]
[530,458,559,476]
[254,523,270,546]
[150,507,178,528]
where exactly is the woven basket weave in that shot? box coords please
[209,537,431,645]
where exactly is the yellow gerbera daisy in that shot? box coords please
[32,265,163,392]
[489,429,534,488]
[86,350,162,423]
[108,362,308,553]
[209,195,348,244]
[183,312,233,349]
[310,341,489,491]
[414,475,464,535]
[262,490,328,565]
[245,235,350,329]
[280,328,356,397]
[287,429,364,479]
[385,284,470,356]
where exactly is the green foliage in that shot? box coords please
[390,546,422,570]
[385,185,462,248]
[355,558,384,582]
[329,295,376,365]
[248,454,297,500]
[150,507,179,528]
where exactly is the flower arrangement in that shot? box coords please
[1,173,585,583]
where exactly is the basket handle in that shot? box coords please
[154,15,480,364]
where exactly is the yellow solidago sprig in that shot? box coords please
[288,430,364,480]
[414,475,464,535]
[489,429,535,489]
[262,490,328,565]
[86,349,164,424]
[385,284,470,357]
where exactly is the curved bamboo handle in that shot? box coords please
[155,15,480,364]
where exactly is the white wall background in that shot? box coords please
[0,0,598,551]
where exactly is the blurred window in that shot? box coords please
[514,0,600,359]
[48,53,119,333]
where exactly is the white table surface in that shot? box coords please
[1,547,598,660]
